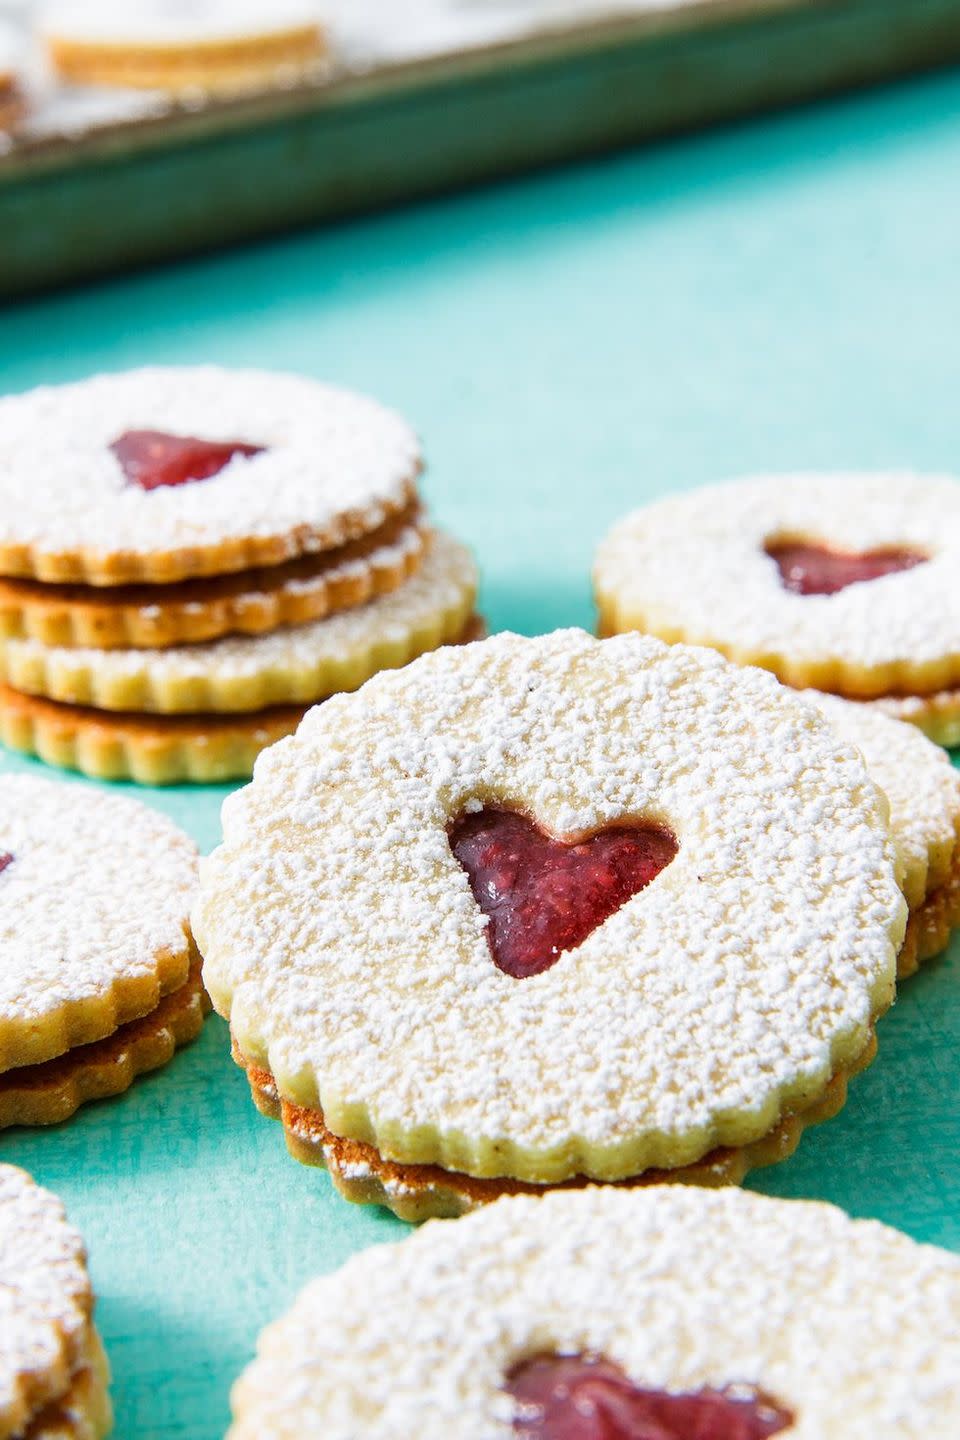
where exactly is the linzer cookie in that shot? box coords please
[227,1186,960,1439]
[0,533,477,713]
[0,775,204,1125]
[0,506,428,650]
[194,630,904,1220]
[0,367,420,585]
[809,693,960,977]
[42,0,326,94]
[594,472,960,744]
[0,1164,111,1439]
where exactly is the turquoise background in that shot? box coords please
[3,68,960,1437]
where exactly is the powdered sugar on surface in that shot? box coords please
[0,1164,90,1438]
[594,473,960,675]
[0,532,476,711]
[0,775,197,1025]
[195,630,904,1181]
[228,1186,960,1440]
[808,692,960,909]
[0,367,420,563]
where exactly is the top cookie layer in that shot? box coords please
[228,1185,960,1440]
[42,0,324,45]
[594,473,960,694]
[0,369,421,585]
[0,1165,92,1440]
[0,775,198,1071]
[195,630,903,1184]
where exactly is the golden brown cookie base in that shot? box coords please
[0,961,208,1129]
[0,684,307,785]
[898,845,960,979]
[0,84,24,133]
[0,508,427,651]
[46,24,326,94]
[0,477,418,587]
[233,1033,877,1223]
[24,1329,112,1440]
[0,614,486,785]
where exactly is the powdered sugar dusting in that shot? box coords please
[0,775,197,1030]
[0,532,476,712]
[0,368,420,570]
[195,630,904,1182]
[228,1186,960,1439]
[594,473,960,680]
[0,1164,91,1438]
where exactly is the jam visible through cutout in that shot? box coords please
[0,853,11,876]
[449,809,677,979]
[508,1354,793,1440]
[111,430,265,492]
[766,539,926,596]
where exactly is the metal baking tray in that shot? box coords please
[3,0,960,296]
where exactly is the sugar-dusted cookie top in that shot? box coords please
[0,775,198,1070]
[0,1164,92,1439]
[594,473,960,695]
[42,0,323,45]
[195,630,904,1185]
[229,1185,960,1439]
[0,368,421,584]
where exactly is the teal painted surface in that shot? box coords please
[3,68,960,1437]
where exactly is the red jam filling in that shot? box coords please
[766,540,926,596]
[0,853,11,876]
[507,1354,793,1440]
[449,809,677,979]
[110,430,265,491]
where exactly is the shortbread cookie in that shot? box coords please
[0,687,307,786]
[594,472,960,702]
[0,507,428,650]
[0,1165,109,1440]
[0,775,198,1071]
[195,630,904,1207]
[43,1,326,93]
[0,30,23,133]
[809,693,960,976]
[227,1186,960,1439]
[0,615,486,786]
[0,532,477,713]
[0,368,420,585]
[0,959,208,1129]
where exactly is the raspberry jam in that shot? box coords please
[766,540,926,596]
[449,809,677,979]
[110,430,265,491]
[507,1354,793,1439]
[0,853,11,876]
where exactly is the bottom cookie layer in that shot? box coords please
[0,962,208,1128]
[25,1329,112,1440]
[0,616,487,785]
[234,1035,876,1224]
[898,846,960,978]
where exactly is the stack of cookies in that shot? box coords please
[0,367,479,784]
[0,775,203,1130]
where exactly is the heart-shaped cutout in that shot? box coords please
[507,1354,793,1440]
[449,808,677,980]
[765,539,926,596]
[111,430,265,492]
[0,853,11,876]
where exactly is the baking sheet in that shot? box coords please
[1,57,960,1438]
